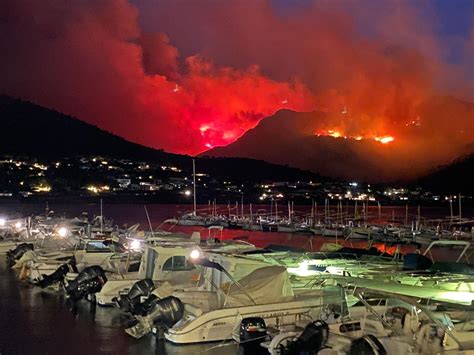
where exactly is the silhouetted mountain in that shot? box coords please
[203,97,474,182]
[418,154,474,194]
[203,110,398,181]
[0,95,320,182]
[0,95,185,162]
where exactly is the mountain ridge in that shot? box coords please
[203,97,474,184]
[0,95,321,182]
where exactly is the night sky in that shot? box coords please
[1,0,473,159]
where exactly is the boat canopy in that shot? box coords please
[337,276,474,306]
[222,265,294,307]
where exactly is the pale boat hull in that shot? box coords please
[165,295,340,344]
[95,276,142,305]
[0,240,21,254]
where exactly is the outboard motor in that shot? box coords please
[281,320,329,355]
[38,263,70,288]
[239,317,268,354]
[6,243,34,267]
[125,296,184,339]
[37,258,78,288]
[403,253,432,271]
[349,334,386,355]
[135,294,162,316]
[65,265,107,301]
[113,279,155,314]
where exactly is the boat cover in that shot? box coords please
[222,265,294,307]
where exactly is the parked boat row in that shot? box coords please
[2,209,474,354]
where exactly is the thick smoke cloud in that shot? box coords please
[0,0,473,170]
[0,0,315,153]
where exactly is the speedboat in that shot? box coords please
[262,279,474,354]
[125,265,351,344]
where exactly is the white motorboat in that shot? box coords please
[263,285,474,354]
[125,263,352,344]
[96,236,259,306]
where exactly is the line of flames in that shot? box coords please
[315,130,394,144]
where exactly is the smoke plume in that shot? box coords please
[0,0,472,176]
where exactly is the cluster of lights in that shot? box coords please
[32,184,52,193]
[33,163,48,171]
[160,166,182,172]
[87,185,110,194]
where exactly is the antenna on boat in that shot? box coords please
[192,159,197,217]
[144,205,154,237]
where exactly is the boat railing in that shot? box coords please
[423,240,471,263]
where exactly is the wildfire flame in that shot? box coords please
[315,130,395,144]
[375,136,395,144]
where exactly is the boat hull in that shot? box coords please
[165,295,340,344]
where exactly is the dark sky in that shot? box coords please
[1,0,473,159]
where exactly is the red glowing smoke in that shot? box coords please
[0,0,473,162]
[0,0,316,154]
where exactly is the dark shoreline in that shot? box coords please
[2,194,472,208]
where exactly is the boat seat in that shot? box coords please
[402,313,419,335]
[454,319,474,332]
[364,318,390,337]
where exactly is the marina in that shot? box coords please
[2,0,473,353]
[1,203,473,354]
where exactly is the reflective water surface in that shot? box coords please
[0,255,240,355]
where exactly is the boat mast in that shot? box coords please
[144,205,154,237]
[449,195,453,223]
[405,204,408,226]
[192,159,197,216]
[459,193,462,222]
[100,198,103,233]
[288,201,291,223]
